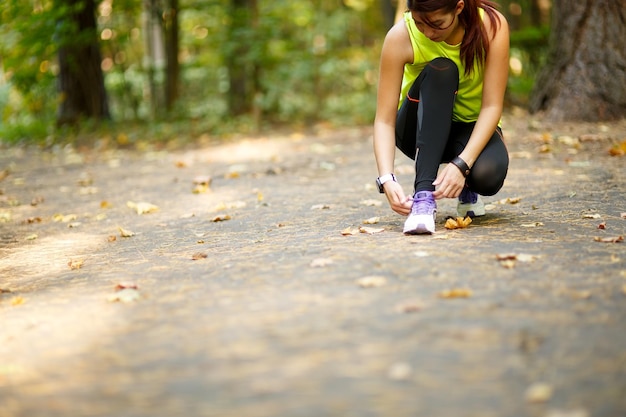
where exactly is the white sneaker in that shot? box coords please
[457,189,485,218]
[403,191,437,234]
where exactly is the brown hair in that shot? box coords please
[406,0,502,75]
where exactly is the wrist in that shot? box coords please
[376,173,397,193]
[450,156,470,177]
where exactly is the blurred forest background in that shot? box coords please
[0,0,570,144]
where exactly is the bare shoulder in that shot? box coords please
[484,8,509,37]
[381,19,414,65]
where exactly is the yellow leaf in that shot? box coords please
[127,201,159,215]
[11,296,25,306]
[68,259,84,270]
[118,226,135,237]
[438,288,472,298]
[363,216,380,224]
[444,216,472,230]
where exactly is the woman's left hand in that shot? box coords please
[432,164,466,200]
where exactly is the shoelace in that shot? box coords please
[412,192,436,214]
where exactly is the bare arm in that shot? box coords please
[373,21,415,215]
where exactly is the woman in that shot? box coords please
[373,0,510,234]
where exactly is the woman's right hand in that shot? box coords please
[383,181,413,216]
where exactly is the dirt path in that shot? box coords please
[1,112,625,417]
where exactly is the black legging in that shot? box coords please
[395,57,509,196]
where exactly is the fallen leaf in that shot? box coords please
[24,234,38,241]
[68,222,82,228]
[0,212,11,222]
[341,227,359,236]
[444,216,472,230]
[10,296,25,306]
[68,259,84,270]
[22,217,42,224]
[593,236,623,243]
[582,213,602,219]
[30,196,44,206]
[498,197,522,205]
[210,214,231,222]
[525,382,553,403]
[359,226,384,234]
[114,282,138,291]
[496,253,539,268]
[311,204,331,210]
[621,213,626,219]
[192,184,209,194]
[360,199,383,207]
[225,171,240,179]
[363,216,380,224]
[127,201,159,215]
[100,200,113,209]
[438,288,472,298]
[107,288,140,303]
[108,235,117,242]
[520,222,544,228]
[598,222,606,229]
[310,258,333,268]
[53,213,78,222]
[192,252,208,260]
[118,226,135,237]
[387,362,412,381]
[356,275,387,288]
[608,139,626,156]
[0,169,9,182]
[175,161,188,168]
[395,300,425,313]
[0,288,11,293]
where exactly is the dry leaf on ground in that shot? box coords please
[127,201,159,215]
[310,258,333,268]
[363,216,380,224]
[115,282,138,291]
[360,199,383,207]
[210,214,231,222]
[311,204,331,210]
[438,288,472,298]
[356,276,387,288]
[118,226,135,237]
[11,296,25,306]
[68,259,84,270]
[525,382,554,403]
[593,236,623,243]
[341,227,359,236]
[107,288,141,303]
[191,252,208,260]
[359,226,384,234]
[444,216,472,230]
[497,253,540,268]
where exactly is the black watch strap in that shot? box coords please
[450,156,471,177]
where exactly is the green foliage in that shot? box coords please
[0,0,550,143]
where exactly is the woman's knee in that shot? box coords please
[468,158,508,196]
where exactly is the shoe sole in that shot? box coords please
[404,225,433,235]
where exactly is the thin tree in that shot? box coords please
[529,0,626,121]
[56,0,110,125]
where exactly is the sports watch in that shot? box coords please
[376,173,397,193]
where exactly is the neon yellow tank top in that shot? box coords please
[400,9,484,122]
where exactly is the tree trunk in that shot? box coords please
[227,0,258,116]
[163,0,180,112]
[529,0,626,121]
[57,0,110,125]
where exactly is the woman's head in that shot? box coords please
[406,0,501,75]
